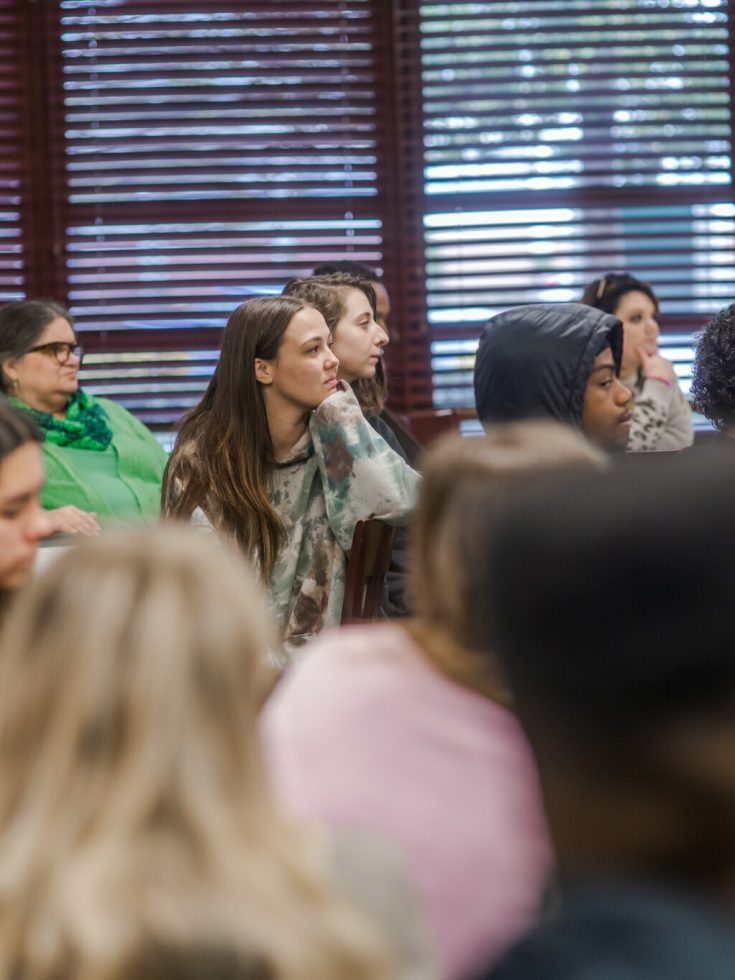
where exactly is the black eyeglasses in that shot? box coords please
[26,342,83,365]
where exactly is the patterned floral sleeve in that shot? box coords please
[309,382,421,552]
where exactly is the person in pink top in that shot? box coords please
[262,420,607,979]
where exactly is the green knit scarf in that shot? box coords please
[11,389,113,451]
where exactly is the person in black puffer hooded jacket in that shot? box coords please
[474,302,633,453]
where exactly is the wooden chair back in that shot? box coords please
[341,519,396,624]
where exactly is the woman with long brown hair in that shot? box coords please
[163,295,418,654]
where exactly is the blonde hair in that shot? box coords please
[0,527,391,980]
[408,421,607,698]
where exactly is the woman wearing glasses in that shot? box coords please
[0,300,167,530]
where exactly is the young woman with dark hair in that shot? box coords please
[283,274,413,615]
[0,400,50,619]
[163,295,418,655]
[581,273,693,451]
[309,264,422,466]
[283,274,388,420]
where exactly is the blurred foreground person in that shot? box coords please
[480,446,735,979]
[263,422,606,979]
[0,526,427,980]
[0,400,50,621]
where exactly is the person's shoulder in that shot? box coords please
[366,413,409,460]
[94,396,166,450]
[264,623,415,717]
[291,622,408,673]
[93,394,144,428]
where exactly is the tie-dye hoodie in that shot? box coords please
[186,382,419,657]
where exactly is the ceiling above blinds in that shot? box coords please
[419,0,733,407]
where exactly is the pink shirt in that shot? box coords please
[261,623,552,979]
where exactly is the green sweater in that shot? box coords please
[39,394,168,521]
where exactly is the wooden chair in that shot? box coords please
[341,519,396,625]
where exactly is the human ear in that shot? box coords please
[0,357,19,389]
[254,357,273,386]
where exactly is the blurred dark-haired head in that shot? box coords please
[691,303,735,431]
[408,422,605,696]
[485,446,735,884]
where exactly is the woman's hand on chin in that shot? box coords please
[638,348,676,384]
[45,505,101,537]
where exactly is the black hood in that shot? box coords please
[473,303,623,429]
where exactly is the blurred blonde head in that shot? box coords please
[409,421,607,697]
[0,526,390,980]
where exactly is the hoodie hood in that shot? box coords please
[474,303,623,429]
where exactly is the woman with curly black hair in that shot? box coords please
[691,303,735,434]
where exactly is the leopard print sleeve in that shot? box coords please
[628,377,694,452]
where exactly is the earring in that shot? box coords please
[7,378,19,394]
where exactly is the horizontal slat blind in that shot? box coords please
[81,348,219,427]
[0,2,25,302]
[58,0,390,425]
[419,0,733,408]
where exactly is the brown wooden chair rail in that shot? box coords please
[341,519,396,625]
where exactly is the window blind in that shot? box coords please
[56,0,392,424]
[418,0,733,408]
[0,1,24,302]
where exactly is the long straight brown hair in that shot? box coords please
[162,296,314,578]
